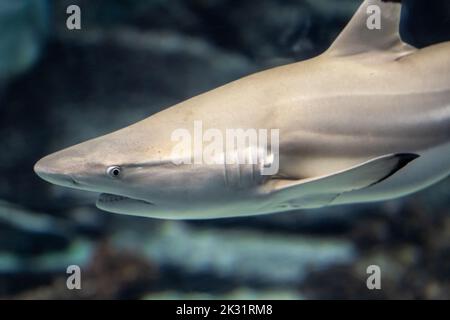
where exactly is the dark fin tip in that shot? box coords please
[370,153,420,187]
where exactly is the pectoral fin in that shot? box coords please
[266,153,419,208]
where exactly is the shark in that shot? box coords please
[34,0,450,219]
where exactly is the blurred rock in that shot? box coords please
[0,200,72,254]
[0,239,92,274]
[0,0,48,84]
[113,221,355,287]
[10,241,157,299]
[300,203,450,299]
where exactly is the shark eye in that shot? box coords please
[106,166,121,178]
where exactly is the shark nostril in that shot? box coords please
[70,176,82,186]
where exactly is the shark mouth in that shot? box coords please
[97,193,155,206]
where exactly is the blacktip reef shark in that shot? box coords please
[34,0,450,219]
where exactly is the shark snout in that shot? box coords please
[34,153,83,188]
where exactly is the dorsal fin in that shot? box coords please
[326,0,415,57]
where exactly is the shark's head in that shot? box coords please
[34,123,276,219]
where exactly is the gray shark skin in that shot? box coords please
[34,0,450,219]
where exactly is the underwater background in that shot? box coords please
[0,0,449,299]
